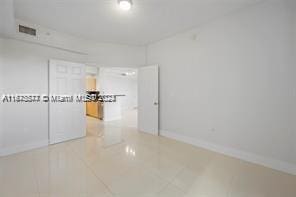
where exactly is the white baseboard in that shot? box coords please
[0,140,48,157]
[160,130,296,175]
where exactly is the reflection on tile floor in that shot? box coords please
[0,115,296,197]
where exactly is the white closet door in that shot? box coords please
[49,59,86,144]
[138,65,159,135]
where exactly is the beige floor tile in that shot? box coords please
[106,167,168,197]
[0,152,39,197]
[89,152,134,185]
[1,112,296,197]
[183,154,241,197]
[171,165,204,191]
[1,194,39,197]
[40,194,112,197]
[142,153,185,181]
[229,161,296,197]
[267,171,296,197]
[157,183,186,197]
[31,143,112,197]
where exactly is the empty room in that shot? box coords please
[0,0,296,196]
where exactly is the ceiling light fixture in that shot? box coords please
[118,0,132,11]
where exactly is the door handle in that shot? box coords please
[154,102,159,106]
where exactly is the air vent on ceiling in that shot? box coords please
[19,25,36,36]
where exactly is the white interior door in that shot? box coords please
[49,60,86,144]
[138,65,159,135]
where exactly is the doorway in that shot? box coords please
[85,66,139,140]
[49,60,159,145]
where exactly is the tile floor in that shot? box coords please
[0,113,296,197]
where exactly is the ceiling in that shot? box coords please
[14,0,261,46]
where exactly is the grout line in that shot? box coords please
[67,143,116,196]
[31,152,41,197]
[165,166,188,192]
[226,161,244,197]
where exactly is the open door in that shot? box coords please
[49,60,86,144]
[138,65,159,135]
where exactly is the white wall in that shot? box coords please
[147,0,296,174]
[291,0,296,161]
[292,1,296,63]
[0,31,145,155]
[1,40,49,154]
[12,19,145,68]
[0,0,13,152]
[0,0,15,36]
[0,38,4,151]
